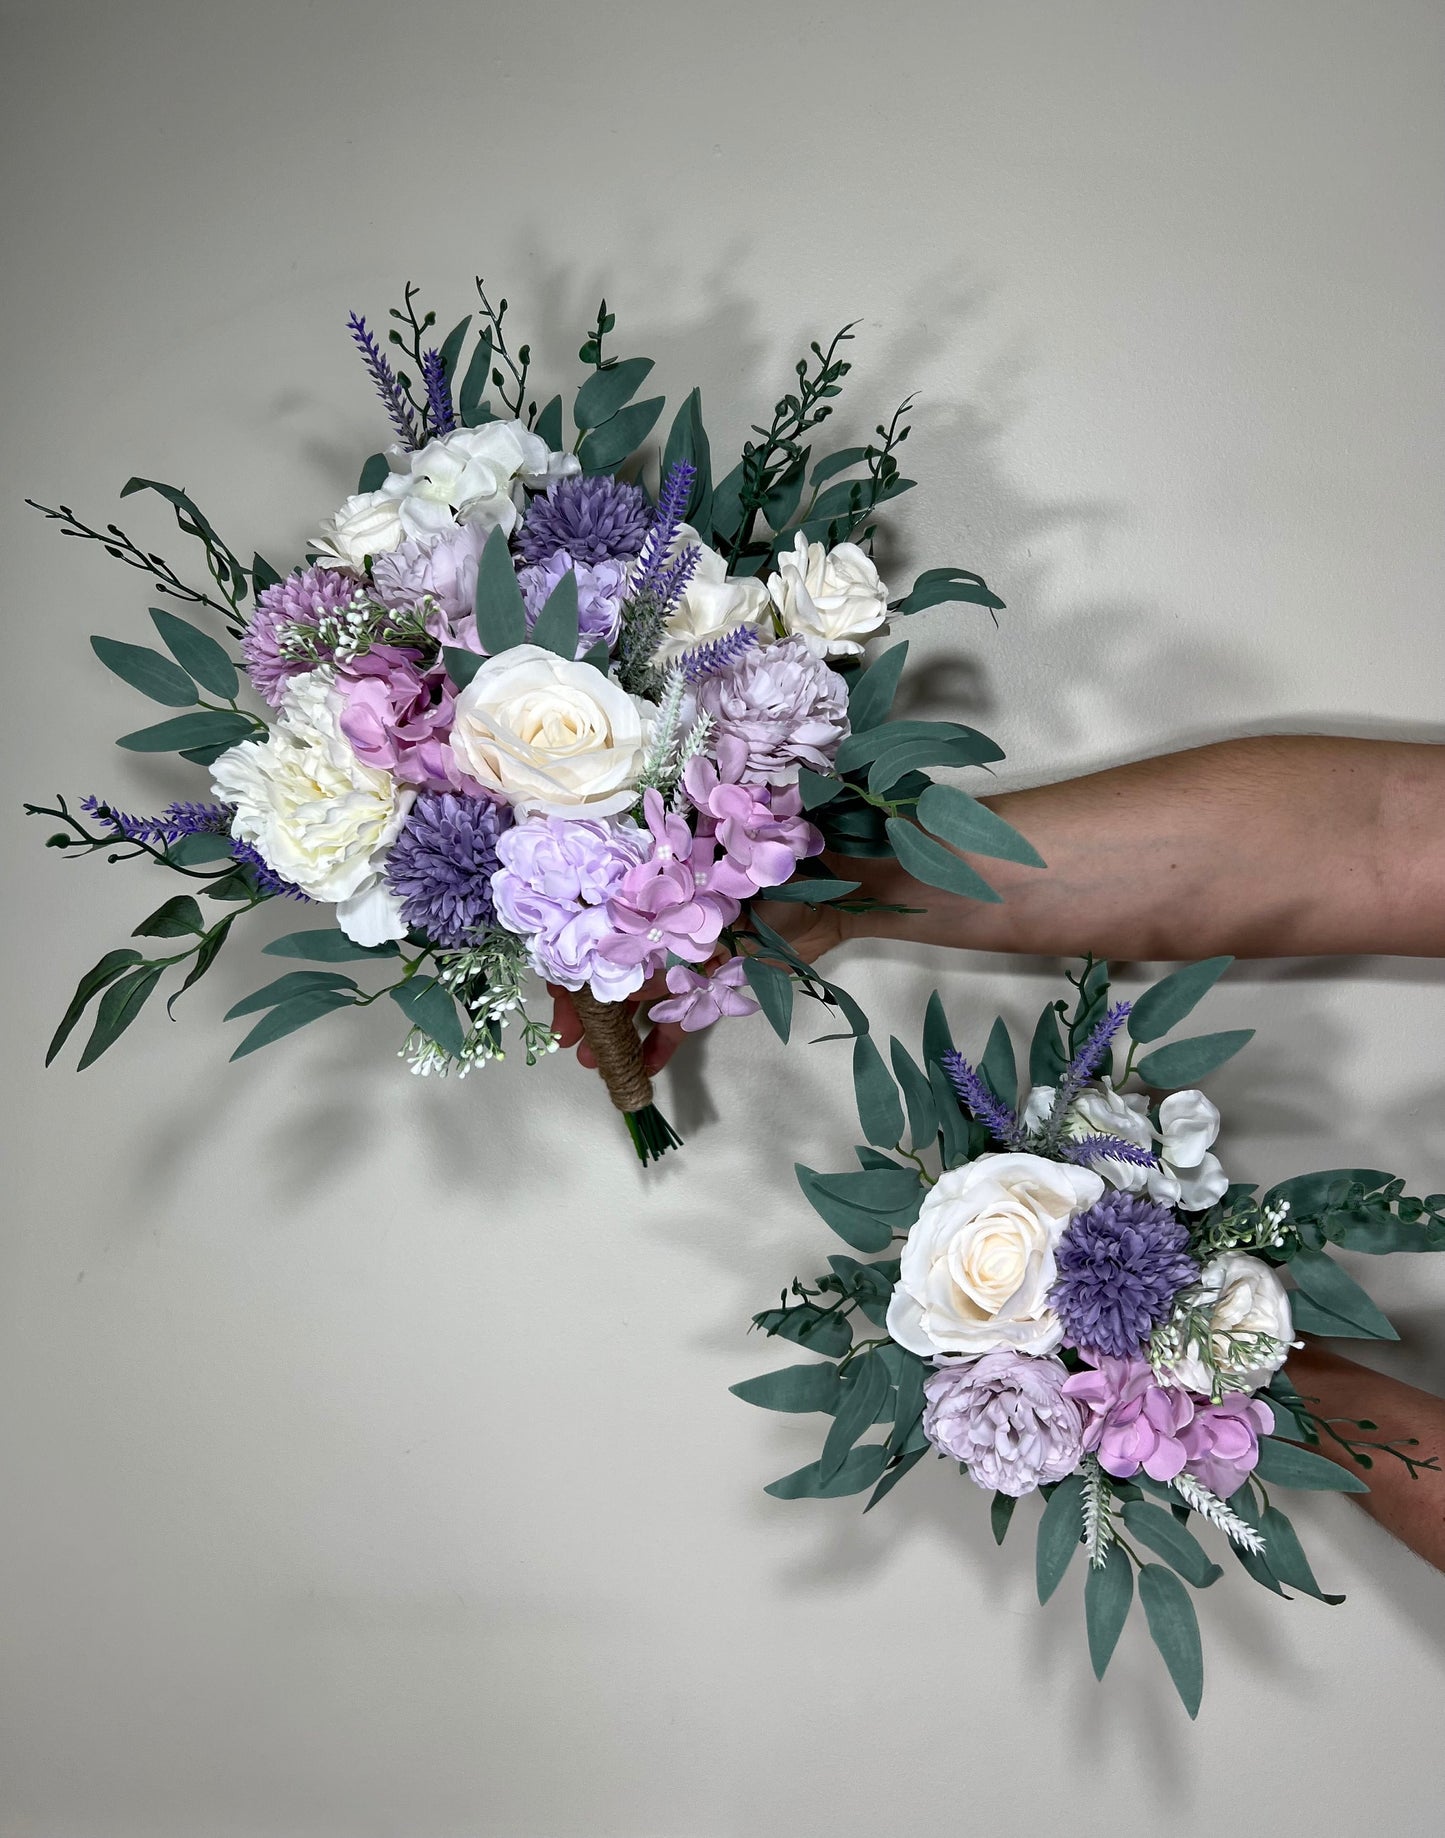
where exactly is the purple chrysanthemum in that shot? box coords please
[385,792,511,948]
[514,473,651,567]
[1051,1190,1198,1360]
[242,566,354,706]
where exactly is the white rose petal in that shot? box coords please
[1157,1090,1222,1171]
[887,1151,1105,1359]
[449,643,652,817]
[767,532,889,658]
[211,671,412,912]
[1171,1152,1229,1213]
[312,490,408,573]
[336,879,409,947]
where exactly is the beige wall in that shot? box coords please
[3,2,1443,1832]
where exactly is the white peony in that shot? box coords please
[448,644,652,817]
[380,421,578,543]
[766,532,889,657]
[1021,1080,1229,1212]
[1156,1252,1296,1393]
[653,529,773,666]
[887,1152,1105,1359]
[311,490,408,574]
[211,671,413,944]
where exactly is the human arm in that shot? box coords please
[1284,1343,1445,1572]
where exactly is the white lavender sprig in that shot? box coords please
[1170,1472,1267,1554]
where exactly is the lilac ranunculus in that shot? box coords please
[922,1352,1087,1497]
[369,524,488,624]
[596,790,741,979]
[333,647,461,793]
[681,755,823,899]
[517,548,629,656]
[1061,1353,1195,1482]
[689,635,850,785]
[647,958,759,1033]
[1179,1394,1274,1498]
[491,813,651,1001]
[242,565,354,705]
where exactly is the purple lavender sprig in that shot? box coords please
[347,312,420,450]
[1043,1001,1133,1142]
[940,1048,1028,1147]
[82,798,307,900]
[678,624,760,684]
[420,348,456,437]
[630,460,699,612]
[1058,1133,1160,1171]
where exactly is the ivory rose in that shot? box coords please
[448,644,651,817]
[887,1152,1105,1358]
[1156,1252,1297,1394]
[767,532,889,657]
[311,489,408,574]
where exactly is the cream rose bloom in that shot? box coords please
[380,421,578,542]
[1157,1253,1296,1394]
[449,644,651,817]
[311,489,408,574]
[767,532,889,657]
[887,1152,1105,1358]
[211,672,412,944]
[653,529,773,666]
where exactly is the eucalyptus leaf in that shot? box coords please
[470,525,527,654]
[764,1443,888,1500]
[888,1038,939,1150]
[1135,1030,1255,1089]
[533,395,563,451]
[358,453,389,493]
[915,783,1044,867]
[730,1363,842,1415]
[978,1016,1018,1109]
[1121,1502,1222,1588]
[795,1164,895,1254]
[1085,1543,1134,1679]
[574,356,655,430]
[436,315,471,384]
[149,607,240,699]
[579,395,665,473]
[922,990,955,1067]
[443,645,483,689]
[662,388,713,529]
[927,1061,971,1168]
[226,970,359,1020]
[230,988,357,1060]
[833,719,1003,777]
[1029,1001,1068,1085]
[263,929,401,962]
[864,1445,929,1512]
[846,641,909,733]
[1252,1436,1369,1492]
[1259,1506,1345,1604]
[991,1492,1018,1545]
[389,978,467,1060]
[77,962,166,1070]
[868,735,1005,797]
[530,569,580,659]
[1036,1474,1085,1603]
[852,1035,904,1148]
[754,877,861,903]
[1288,1246,1399,1340]
[116,710,256,754]
[457,331,493,425]
[820,1353,890,1481]
[1127,957,1234,1043]
[742,957,793,1042]
[90,636,197,707]
[885,819,1001,904]
[1138,1564,1204,1718]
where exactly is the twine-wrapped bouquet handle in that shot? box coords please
[570,985,682,1165]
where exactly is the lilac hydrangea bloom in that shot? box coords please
[514,473,650,566]
[242,566,353,705]
[922,1352,1086,1497]
[517,548,629,655]
[596,790,741,980]
[1179,1395,1274,1498]
[1062,1354,1195,1481]
[371,525,487,624]
[689,635,850,785]
[647,958,759,1033]
[384,792,510,948]
[334,646,459,792]
[491,813,651,1001]
[680,755,822,898]
[1051,1190,1198,1359]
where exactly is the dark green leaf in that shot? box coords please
[1263,1168,1393,1217]
[922,990,955,1067]
[743,957,793,1042]
[763,1307,854,1358]
[1259,1506,1345,1604]
[811,1167,922,1213]
[443,645,483,689]
[166,832,235,866]
[77,962,166,1069]
[864,1445,929,1512]
[1252,1436,1369,1492]
[116,710,256,754]
[533,395,563,451]
[707,459,746,544]
[133,894,205,939]
[764,1443,888,1500]
[230,988,357,1059]
[358,453,389,493]
[1029,1002,1068,1086]
[915,783,1044,868]
[436,314,471,383]
[927,1062,971,1168]
[470,525,528,655]
[886,819,1001,903]
[390,978,467,1060]
[578,395,666,473]
[46,948,143,1066]
[763,454,807,534]
[795,1164,894,1253]
[1138,1564,1204,1717]
[457,331,493,425]
[893,564,1005,616]
[1288,1246,1398,1340]
[1135,1030,1255,1089]
[885,1354,926,1457]
[1036,1474,1085,1603]
[226,970,359,1019]
[149,608,239,699]
[169,916,234,1014]
[820,1353,890,1481]
[868,735,1006,797]
[889,1038,939,1151]
[530,568,580,659]
[1128,957,1234,1043]
[753,877,861,903]
[250,553,282,593]
[574,356,655,430]
[978,1015,1018,1110]
[1085,1543,1134,1679]
[90,636,197,707]
[1121,1502,1222,1587]
[811,446,869,486]
[661,388,713,529]
[263,929,400,962]
[846,641,909,733]
[991,1491,1018,1544]
[730,1363,842,1414]
[833,719,1003,777]
[796,769,843,810]
[853,1034,904,1147]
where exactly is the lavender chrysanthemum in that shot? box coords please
[1051,1190,1198,1360]
[242,566,354,705]
[514,473,651,567]
[385,792,511,948]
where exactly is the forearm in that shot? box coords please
[1284,1345,1445,1571]
[840,736,1445,960]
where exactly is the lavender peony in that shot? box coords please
[518,548,628,655]
[922,1351,1086,1496]
[370,525,487,624]
[689,636,849,785]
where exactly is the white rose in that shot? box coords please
[1023,1079,1229,1211]
[211,671,413,943]
[381,421,578,542]
[653,533,773,666]
[886,1151,1105,1358]
[311,490,408,573]
[767,532,889,657]
[1022,1080,1154,1192]
[449,644,651,817]
[1157,1252,1295,1393]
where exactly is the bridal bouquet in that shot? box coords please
[734,954,1445,1712]
[28,280,1033,1160]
